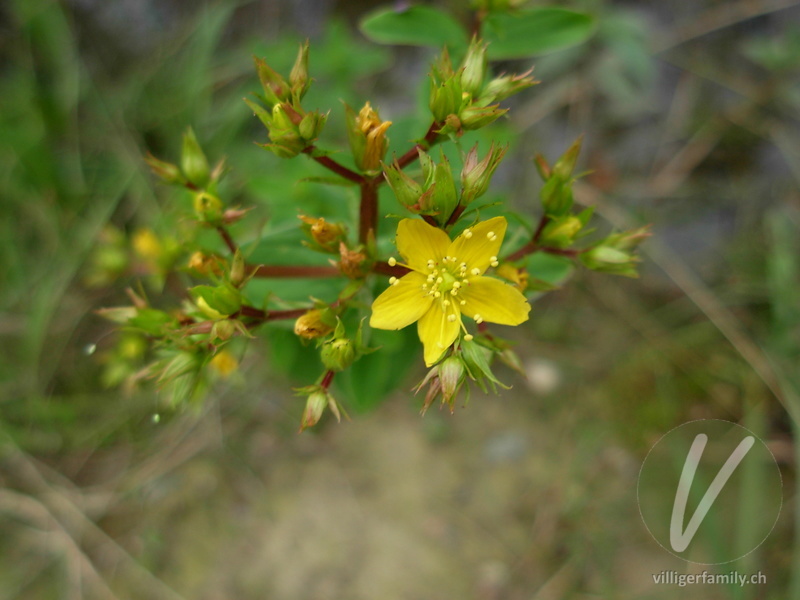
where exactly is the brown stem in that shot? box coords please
[359,178,379,244]
[421,215,438,228]
[216,225,238,254]
[504,215,551,262]
[321,370,335,390]
[445,205,465,228]
[250,264,341,278]
[303,146,365,184]
[237,305,309,322]
[388,122,441,175]
[372,261,411,277]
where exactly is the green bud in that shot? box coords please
[539,177,573,216]
[461,38,488,97]
[481,69,538,104]
[418,149,436,188]
[193,191,224,223]
[254,56,290,107]
[211,319,236,342]
[383,161,423,209]
[181,127,210,187]
[603,226,651,251]
[289,41,311,100]
[192,283,242,318]
[580,245,640,278]
[300,390,329,430]
[230,250,246,287]
[321,338,356,372]
[540,215,583,248]
[438,356,465,403]
[429,72,463,123]
[298,110,327,142]
[461,143,507,204]
[144,153,185,185]
[459,104,507,130]
[552,136,582,180]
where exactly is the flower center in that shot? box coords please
[420,255,471,304]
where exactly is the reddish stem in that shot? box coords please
[250,264,341,278]
[303,147,365,184]
[216,225,238,254]
[372,261,411,277]
[385,122,441,176]
[445,205,465,228]
[359,178,379,244]
[321,370,335,390]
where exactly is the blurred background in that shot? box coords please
[2,0,800,598]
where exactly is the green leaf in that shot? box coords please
[359,5,466,50]
[483,8,596,59]
[526,252,574,286]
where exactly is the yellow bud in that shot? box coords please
[132,229,162,261]
[298,215,345,249]
[187,251,223,276]
[209,350,238,378]
[294,309,335,339]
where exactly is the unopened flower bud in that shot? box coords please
[211,319,236,342]
[429,72,463,123]
[382,161,423,209]
[540,215,583,248]
[431,154,459,225]
[230,250,246,286]
[187,252,223,276]
[289,41,311,99]
[438,356,465,403]
[193,191,224,222]
[294,309,335,339]
[580,245,639,278]
[254,56,290,108]
[181,127,210,187]
[481,69,538,103]
[460,104,508,130]
[300,390,329,430]
[461,143,507,204]
[321,338,356,372]
[552,136,582,180]
[461,38,488,97]
[209,350,238,378]
[338,242,367,279]
[144,153,184,185]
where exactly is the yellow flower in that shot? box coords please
[370,216,531,366]
[209,350,238,378]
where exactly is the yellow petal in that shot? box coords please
[447,216,507,275]
[417,301,461,366]
[396,218,451,270]
[370,272,433,330]
[461,276,531,326]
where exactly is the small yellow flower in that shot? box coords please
[370,216,531,366]
[209,350,238,378]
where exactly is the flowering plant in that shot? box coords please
[97,3,648,429]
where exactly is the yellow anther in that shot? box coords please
[464,229,473,239]
[487,231,497,241]
[460,300,466,306]
[474,314,484,324]
[443,300,451,306]
[389,276,397,285]
[447,314,457,322]
[434,291,441,298]
[388,257,397,266]
[471,268,481,276]
[464,334,474,341]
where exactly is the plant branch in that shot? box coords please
[303,146,365,184]
[359,178,379,244]
[249,264,341,278]
[386,122,441,176]
[372,261,411,277]
[237,305,309,322]
[216,225,238,254]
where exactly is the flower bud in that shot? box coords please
[461,143,507,204]
[209,349,238,378]
[289,41,311,100]
[431,154,459,225]
[299,215,345,250]
[382,161,423,209]
[181,127,210,187]
[294,309,335,339]
[193,191,224,222]
[459,104,507,130]
[230,250,246,287]
[481,69,538,103]
[300,390,329,430]
[321,338,356,372]
[540,215,583,248]
[187,251,223,276]
[551,136,582,180]
[254,56,290,108]
[429,73,463,123]
[580,245,639,278]
[539,177,573,216]
[603,226,651,251]
[338,242,367,279]
[438,356,465,404]
[461,38,488,98]
[211,319,236,342]
[298,110,327,142]
[144,153,184,185]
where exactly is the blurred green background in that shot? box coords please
[2,0,800,598]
